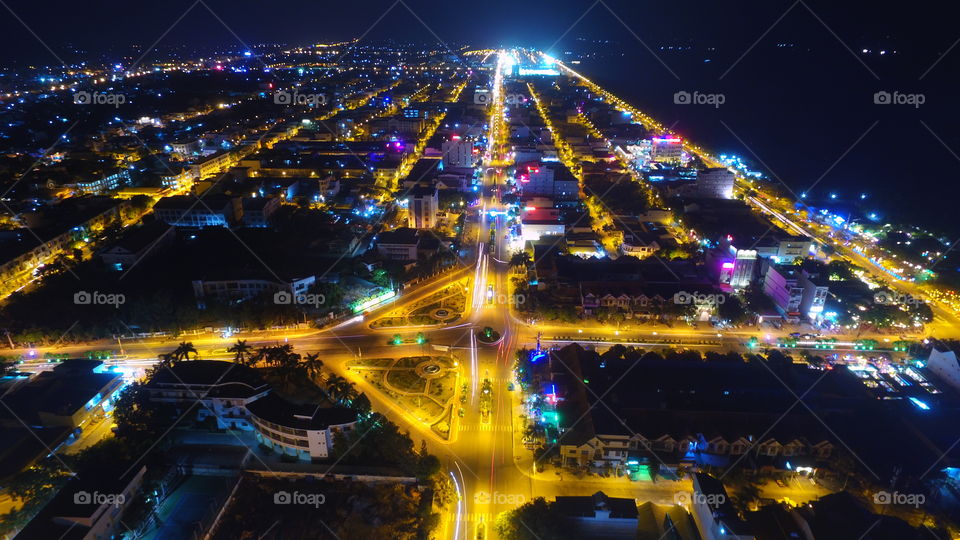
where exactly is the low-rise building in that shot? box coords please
[247,393,357,460]
[153,195,238,228]
[690,473,754,540]
[74,168,132,195]
[99,222,174,272]
[191,275,315,307]
[241,197,281,228]
[696,167,735,199]
[762,265,828,322]
[17,465,147,540]
[376,227,421,261]
[553,491,639,539]
[145,360,271,430]
[927,346,960,392]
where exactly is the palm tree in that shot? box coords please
[510,251,531,268]
[339,382,358,405]
[169,342,197,363]
[302,353,324,380]
[252,346,270,367]
[227,340,253,366]
[325,374,351,403]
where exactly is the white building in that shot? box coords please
[696,168,735,199]
[408,184,438,229]
[927,347,960,392]
[717,248,757,290]
[75,169,131,195]
[441,138,475,168]
[650,136,684,164]
[145,360,271,431]
[690,473,755,540]
[762,265,804,320]
[762,266,828,322]
[247,393,358,460]
[191,275,315,306]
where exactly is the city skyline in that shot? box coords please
[1,2,960,539]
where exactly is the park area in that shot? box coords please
[346,355,459,440]
[370,279,468,328]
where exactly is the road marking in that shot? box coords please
[460,424,513,432]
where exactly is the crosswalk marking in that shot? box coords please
[464,513,493,523]
[458,423,514,432]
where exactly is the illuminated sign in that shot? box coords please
[351,290,397,313]
[518,67,560,76]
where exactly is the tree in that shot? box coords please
[718,294,751,326]
[495,497,573,540]
[169,341,198,363]
[302,352,324,379]
[510,251,531,268]
[325,374,352,403]
[227,339,253,366]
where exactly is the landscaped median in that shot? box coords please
[369,279,469,329]
[345,355,460,441]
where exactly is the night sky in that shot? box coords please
[1,1,958,65]
[3,0,960,230]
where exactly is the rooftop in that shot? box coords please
[246,393,357,430]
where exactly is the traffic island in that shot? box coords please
[476,326,501,344]
[370,279,468,328]
[346,355,459,441]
